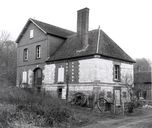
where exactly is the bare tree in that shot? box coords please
[0,31,17,86]
[122,74,135,101]
[134,58,151,73]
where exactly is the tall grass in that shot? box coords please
[0,86,73,127]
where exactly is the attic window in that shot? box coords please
[30,29,34,38]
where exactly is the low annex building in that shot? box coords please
[16,8,135,105]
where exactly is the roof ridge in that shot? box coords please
[96,26,101,54]
[31,18,75,34]
[30,18,47,34]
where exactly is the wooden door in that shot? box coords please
[34,68,42,87]
[114,87,121,106]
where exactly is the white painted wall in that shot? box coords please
[79,58,134,85]
[79,58,98,82]
[121,63,134,84]
[43,64,55,84]
[96,59,113,83]
[79,58,113,83]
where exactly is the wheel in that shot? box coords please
[97,98,108,112]
[70,92,87,106]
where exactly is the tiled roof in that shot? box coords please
[31,19,75,38]
[16,19,75,43]
[48,29,135,63]
[134,72,152,84]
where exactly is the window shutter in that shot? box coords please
[115,90,121,106]
[58,67,64,82]
[22,71,27,83]
[30,30,34,38]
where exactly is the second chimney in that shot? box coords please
[77,8,89,49]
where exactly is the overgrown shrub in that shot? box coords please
[125,102,134,113]
[0,86,73,127]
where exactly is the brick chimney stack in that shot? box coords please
[77,8,89,49]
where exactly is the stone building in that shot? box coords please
[134,58,152,100]
[16,8,135,105]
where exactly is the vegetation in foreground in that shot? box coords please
[0,85,149,128]
[0,86,74,128]
[0,86,107,128]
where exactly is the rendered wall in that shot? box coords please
[79,58,134,84]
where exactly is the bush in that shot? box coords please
[0,86,73,127]
[70,92,87,107]
[125,102,134,113]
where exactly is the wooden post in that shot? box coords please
[114,99,116,114]
[66,61,69,103]
[122,101,125,116]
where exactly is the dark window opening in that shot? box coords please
[57,87,62,99]
[23,48,28,61]
[122,92,127,98]
[107,91,112,98]
[36,45,41,59]
[114,65,120,81]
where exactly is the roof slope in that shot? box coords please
[134,72,152,84]
[31,19,75,38]
[48,29,135,63]
[16,18,75,43]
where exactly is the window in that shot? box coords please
[22,71,27,83]
[36,45,41,59]
[114,89,121,106]
[23,48,28,61]
[122,91,127,98]
[107,91,112,98]
[58,67,65,83]
[30,29,34,38]
[114,65,120,81]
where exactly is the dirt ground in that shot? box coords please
[82,109,152,128]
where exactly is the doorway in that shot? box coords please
[57,87,63,99]
[33,68,42,91]
[114,87,121,106]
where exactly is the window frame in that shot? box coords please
[36,45,41,59]
[113,64,121,81]
[30,29,34,39]
[57,67,65,83]
[23,48,28,61]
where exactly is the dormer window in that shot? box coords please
[23,48,28,61]
[30,29,34,38]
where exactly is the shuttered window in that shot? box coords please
[115,90,121,106]
[58,67,64,83]
[30,29,34,38]
[22,71,27,83]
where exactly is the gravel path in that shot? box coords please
[82,110,152,128]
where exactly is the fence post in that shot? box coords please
[114,99,116,114]
[122,101,125,116]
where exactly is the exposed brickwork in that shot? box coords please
[17,64,45,87]
[54,61,79,84]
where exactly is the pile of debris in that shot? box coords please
[143,104,152,109]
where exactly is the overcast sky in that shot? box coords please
[0,0,152,60]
